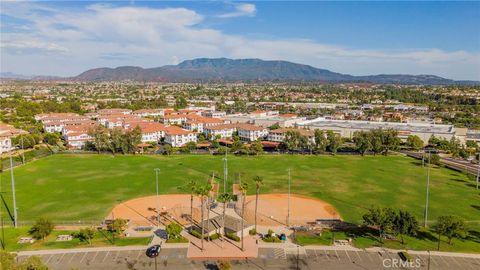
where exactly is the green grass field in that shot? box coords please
[0,153,478,225]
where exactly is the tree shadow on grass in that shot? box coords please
[0,194,14,223]
[465,230,480,244]
[471,205,480,212]
[415,230,438,242]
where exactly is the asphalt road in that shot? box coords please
[17,246,480,270]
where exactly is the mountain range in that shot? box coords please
[3,58,478,85]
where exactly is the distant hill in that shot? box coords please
[5,58,479,85]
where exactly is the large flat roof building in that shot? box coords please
[297,118,467,145]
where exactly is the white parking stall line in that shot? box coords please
[79,252,88,264]
[68,253,77,264]
[101,251,110,263]
[438,255,450,266]
[334,250,341,261]
[416,255,426,266]
[136,250,143,260]
[449,256,462,267]
[323,250,330,261]
[91,251,99,262]
[55,253,66,264]
[461,257,474,269]
[344,250,351,261]
[113,251,120,261]
[44,254,54,264]
[354,251,362,261]
[364,252,373,262]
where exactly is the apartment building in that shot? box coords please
[267,128,315,143]
[164,126,197,147]
[236,124,268,142]
[133,122,168,143]
[203,124,238,139]
[132,109,166,118]
[0,123,28,154]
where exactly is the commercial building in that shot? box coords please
[297,118,467,145]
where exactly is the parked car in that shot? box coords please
[145,244,161,258]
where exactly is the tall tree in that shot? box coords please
[217,193,232,244]
[406,135,424,151]
[353,131,371,156]
[195,184,209,251]
[314,129,327,153]
[393,210,419,245]
[89,125,110,153]
[253,176,263,231]
[240,182,249,251]
[435,216,466,246]
[181,180,198,226]
[380,129,400,155]
[369,129,383,155]
[326,131,342,154]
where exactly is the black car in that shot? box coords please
[145,244,161,258]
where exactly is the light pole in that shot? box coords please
[287,168,291,228]
[154,168,161,227]
[476,154,479,190]
[223,151,228,193]
[9,156,18,228]
[424,151,431,227]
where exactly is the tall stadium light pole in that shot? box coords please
[287,168,291,228]
[476,153,479,190]
[154,168,161,227]
[20,135,25,164]
[9,156,18,228]
[223,151,228,193]
[424,151,431,228]
[0,161,5,250]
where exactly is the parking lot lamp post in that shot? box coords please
[154,168,161,227]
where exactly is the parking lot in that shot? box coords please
[18,247,189,270]
[18,246,480,269]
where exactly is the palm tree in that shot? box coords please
[253,176,263,232]
[240,182,249,251]
[205,182,212,242]
[186,179,197,225]
[217,193,232,246]
[196,183,211,251]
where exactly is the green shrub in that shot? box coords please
[263,235,282,243]
[190,230,202,239]
[166,236,189,243]
[226,233,240,242]
[249,228,257,235]
[209,233,221,240]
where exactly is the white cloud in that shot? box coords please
[218,3,256,18]
[1,3,479,80]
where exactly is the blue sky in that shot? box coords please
[1,1,479,79]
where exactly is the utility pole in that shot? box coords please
[287,168,291,228]
[223,150,228,193]
[10,156,18,228]
[424,151,431,228]
[154,168,161,227]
